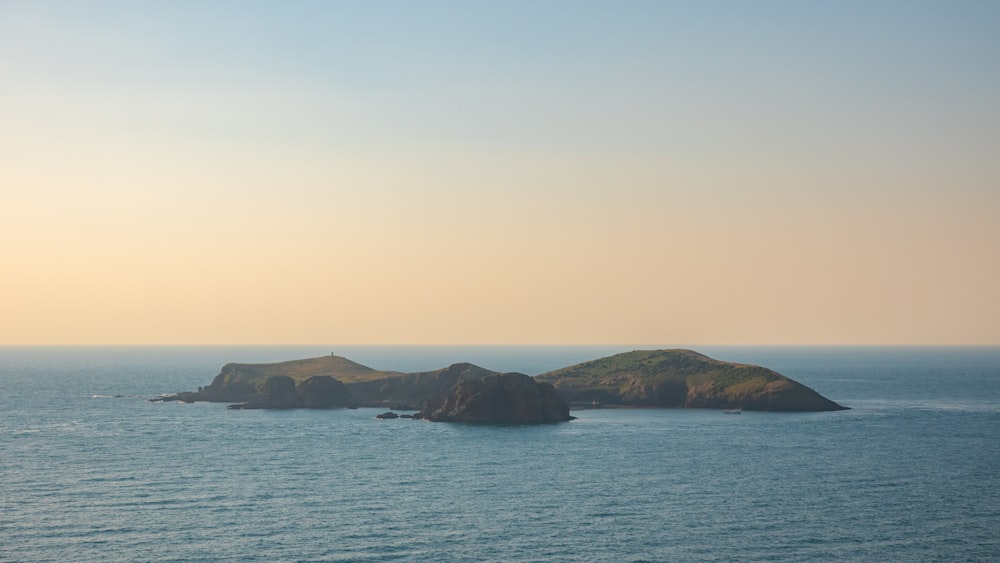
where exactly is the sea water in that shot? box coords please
[2,346,999,562]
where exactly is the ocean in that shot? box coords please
[2,346,998,562]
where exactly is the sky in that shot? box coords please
[1,0,998,346]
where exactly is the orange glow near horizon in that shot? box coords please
[2,2,998,345]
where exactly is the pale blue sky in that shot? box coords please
[2,1,998,344]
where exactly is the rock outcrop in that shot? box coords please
[347,362,498,409]
[298,375,354,408]
[419,372,574,424]
[261,376,301,408]
[228,376,301,409]
[224,375,356,410]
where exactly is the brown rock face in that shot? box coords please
[420,373,574,424]
[297,375,354,408]
[201,363,261,402]
[259,376,302,408]
[347,362,498,409]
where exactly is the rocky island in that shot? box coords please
[536,349,847,411]
[157,349,846,420]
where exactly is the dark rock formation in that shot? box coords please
[536,349,848,412]
[347,362,498,408]
[258,376,302,408]
[420,372,574,424]
[221,390,297,409]
[149,393,193,402]
[375,411,399,419]
[198,363,262,403]
[298,375,354,408]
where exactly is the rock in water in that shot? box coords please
[420,373,574,424]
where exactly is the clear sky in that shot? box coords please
[2,1,998,345]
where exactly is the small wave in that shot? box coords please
[909,400,1000,413]
[849,398,1000,414]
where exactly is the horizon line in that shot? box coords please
[2,343,998,348]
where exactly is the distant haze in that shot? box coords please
[1,1,998,345]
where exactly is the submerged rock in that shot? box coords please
[148,392,198,403]
[420,372,574,424]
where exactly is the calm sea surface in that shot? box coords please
[2,346,999,562]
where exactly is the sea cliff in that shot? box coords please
[418,372,573,423]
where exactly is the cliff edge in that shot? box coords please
[418,372,574,423]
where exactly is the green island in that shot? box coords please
[157,349,847,419]
[536,349,846,412]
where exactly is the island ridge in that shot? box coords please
[159,349,847,415]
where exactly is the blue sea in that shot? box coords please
[2,346,999,562]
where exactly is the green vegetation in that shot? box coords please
[536,349,846,411]
[193,349,846,412]
[214,355,404,391]
[199,356,500,408]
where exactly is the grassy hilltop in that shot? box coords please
[536,349,847,411]
[197,355,497,408]
[210,355,402,387]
